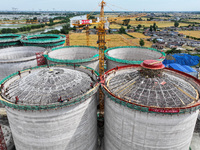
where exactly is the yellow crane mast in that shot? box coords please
[98,0,106,116]
[86,14,90,46]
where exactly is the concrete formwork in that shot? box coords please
[0,46,46,81]
[0,64,99,150]
[0,34,21,49]
[101,64,200,150]
[105,46,165,70]
[45,46,99,72]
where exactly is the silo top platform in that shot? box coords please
[5,67,93,105]
[102,65,200,113]
[0,65,99,110]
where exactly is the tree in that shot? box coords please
[122,19,130,26]
[127,25,131,29]
[72,26,76,31]
[137,24,142,29]
[153,23,157,31]
[174,21,179,27]
[88,15,96,19]
[139,39,145,47]
[33,17,37,21]
[49,18,54,24]
[138,18,142,21]
[150,25,153,32]
[119,26,126,34]
[153,38,157,43]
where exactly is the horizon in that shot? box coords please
[0,0,199,12]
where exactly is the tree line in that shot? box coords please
[0,16,71,34]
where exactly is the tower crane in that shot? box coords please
[71,1,106,116]
[98,0,106,117]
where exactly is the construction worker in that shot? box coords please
[18,71,21,77]
[15,96,19,104]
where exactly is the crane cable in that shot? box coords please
[106,1,134,12]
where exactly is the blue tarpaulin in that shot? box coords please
[168,63,198,78]
[163,54,200,66]
[183,65,197,73]
[169,63,190,73]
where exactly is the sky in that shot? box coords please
[0,0,200,11]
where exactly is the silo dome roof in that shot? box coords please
[106,67,199,108]
[6,67,93,105]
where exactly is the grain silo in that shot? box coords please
[45,46,99,71]
[20,34,66,48]
[0,46,46,81]
[105,46,165,70]
[0,124,14,150]
[0,64,99,150]
[101,60,200,150]
[0,34,21,48]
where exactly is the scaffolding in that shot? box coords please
[0,34,21,47]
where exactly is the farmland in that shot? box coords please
[115,20,189,28]
[69,33,153,48]
[179,31,200,38]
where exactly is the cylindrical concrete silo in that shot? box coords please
[0,46,46,81]
[21,34,66,48]
[45,46,99,72]
[0,64,99,150]
[0,34,21,49]
[105,46,165,70]
[101,60,200,150]
[0,124,14,150]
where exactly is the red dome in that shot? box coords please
[141,60,165,69]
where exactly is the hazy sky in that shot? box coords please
[1,0,200,11]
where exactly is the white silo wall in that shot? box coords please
[0,60,37,81]
[104,98,198,150]
[46,47,99,72]
[48,59,99,72]
[106,59,126,71]
[6,94,97,150]
[0,46,45,81]
[105,47,164,70]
